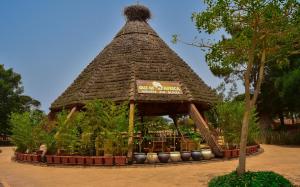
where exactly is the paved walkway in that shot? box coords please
[0,145,300,187]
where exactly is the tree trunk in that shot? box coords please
[259,112,273,130]
[237,107,251,175]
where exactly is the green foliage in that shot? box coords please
[192,0,300,80]
[54,110,82,155]
[79,100,129,156]
[258,55,300,124]
[0,65,41,134]
[10,111,46,153]
[209,171,292,187]
[259,129,300,145]
[209,101,260,146]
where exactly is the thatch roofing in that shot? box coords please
[50,5,218,111]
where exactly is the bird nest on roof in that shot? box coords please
[124,4,151,21]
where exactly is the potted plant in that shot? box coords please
[46,155,54,164]
[146,152,158,164]
[133,133,147,164]
[180,139,191,161]
[114,135,127,166]
[231,149,238,158]
[202,148,214,160]
[157,136,170,163]
[31,153,41,162]
[189,132,203,161]
[103,139,114,166]
[223,149,232,159]
[169,132,181,162]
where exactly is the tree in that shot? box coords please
[0,64,41,134]
[258,54,300,128]
[175,0,300,174]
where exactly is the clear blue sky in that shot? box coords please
[0,0,223,112]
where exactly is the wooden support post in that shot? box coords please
[127,101,135,163]
[64,106,77,124]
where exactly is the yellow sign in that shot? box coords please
[136,80,183,94]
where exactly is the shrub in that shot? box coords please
[206,101,260,147]
[79,100,129,156]
[209,171,293,187]
[259,129,300,145]
[10,110,46,153]
[54,110,83,155]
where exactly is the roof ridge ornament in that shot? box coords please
[124,4,151,22]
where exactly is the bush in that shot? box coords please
[206,101,260,147]
[209,171,292,187]
[259,129,300,145]
[10,111,46,153]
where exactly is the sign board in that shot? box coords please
[136,80,183,94]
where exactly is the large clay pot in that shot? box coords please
[134,153,147,164]
[85,157,94,165]
[146,153,158,164]
[170,151,181,162]
[114,156,127,166]
[93,156,104,165]
[103,156,114,166]
[180,151,191,161]
[202,149,214,160]
[158,152,170,163]
[191,150,202,161]
[223,149,232,159]
[32,154,41,163]
[46,155,54,164]
[231,149,238,158]
[75,156,85,165]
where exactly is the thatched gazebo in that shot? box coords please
[49,5,223,160]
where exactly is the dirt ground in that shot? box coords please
[0,145,300,187]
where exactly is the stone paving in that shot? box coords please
[0,145,300,187]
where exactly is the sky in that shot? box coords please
[0,0,224,112]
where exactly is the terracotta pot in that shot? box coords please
[32,154,41,162]
[114,156,127,166]
[20,153,25,161]
[246,147,251,155]
[15,152,20,160]
[134,153,147,164]
[61,156,69,164]
[191,150,202,161]
[25,154,32,162]
[75,156,85,165]
[158,152,170,163]
[180,151,191,161]
[46,155,54,164]
[232,149,238,158]
[202,149,214,160]
[93,156,104,165]
[103,156,114,166]
[223,150,232,159]
[85,157,94,165]
[66,156,76,164]
[53,156,61,164]
[146,153,158,164]
[170,151,181,162]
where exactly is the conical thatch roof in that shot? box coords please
[50,5,218,111]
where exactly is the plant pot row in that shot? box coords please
[223,144,260,159]
[15,152,127,166]
[15,152,41,163]
[134,149,215,164]
[45,155,127,166]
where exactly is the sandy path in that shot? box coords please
[0,145,300,187]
